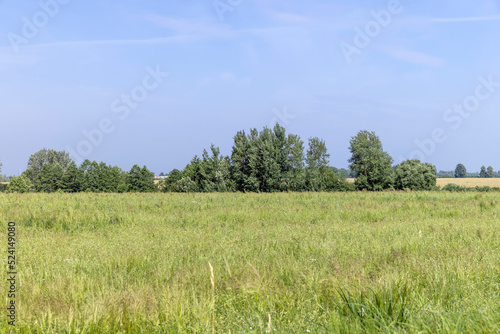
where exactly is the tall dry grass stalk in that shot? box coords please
[248,262,261,280]
[208,261,215,334]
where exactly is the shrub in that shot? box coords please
[394,159,436,191]
[7,175,34,193]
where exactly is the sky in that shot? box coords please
[1,0,500,176]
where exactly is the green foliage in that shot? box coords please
[331,167,351,178]
[0,160,10,182]
[394,159,437,190]
[127,165,156,192]
[37,163,64,192]
[487,166,494,178]
[231,124,309,192]
[455,163,467,178]
[322,168,355,191]
[283,133,306,191]
[61,161,83,192]
[6,175,34,193]
[479,166,487,178]
[79,160,128,192]
[162,169,183,192]
[199,145,236,192]
[306,137,329,191]
[174,176,199,192]
[441,183,500,192]
[348,130,394,191]
[182,156,202,188]
[27,148,73,188]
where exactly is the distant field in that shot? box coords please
[346,178,500,188]
[1,192,499,332]
[436,178,500,187]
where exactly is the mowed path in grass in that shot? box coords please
[1,192,499,333]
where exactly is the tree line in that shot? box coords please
[5,149,156,193]
[2,125,443,193]
[443,164,498,178]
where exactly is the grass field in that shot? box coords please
[1,192,499,333]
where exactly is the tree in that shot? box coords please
[332,167,350,178]
[61,161,83,192]
[322,168,354,191]
[230,126,280,192]
[487,166,494,178]
[306,137,330,191]
[230,124,308,192]
[127,165,156,192]
[0,160,6,182]
[199,144,236,192]
[480,166,487,178]
[80,160,100,191]
[27,148,72,174]
[394,159,437,190]
[231,129,254,192]
[252,126,282,192]
[27,149,73,188]
[7,175,34,193]
[163,169,183,192]
[284,134,306,191]
[181,156,202,192]
[454,164,467,178]
[348,130,394,191]
[38,163,64,192]
[175,177,198,192]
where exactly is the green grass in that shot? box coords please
[0,192,499,333]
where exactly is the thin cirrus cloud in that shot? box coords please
[0,35,200,52]
[143,14,231,36]
[430,15,500,22]
[383,49,444,68]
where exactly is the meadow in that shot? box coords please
[0,192,499,333]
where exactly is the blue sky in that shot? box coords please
[1,0,500,176]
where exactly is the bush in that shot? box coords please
[442,183,464,192]
[323,169,355,192]
[441,183,500,192]
[7,175,34,193]
[173,177,199,193]
[394,159,436,191]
